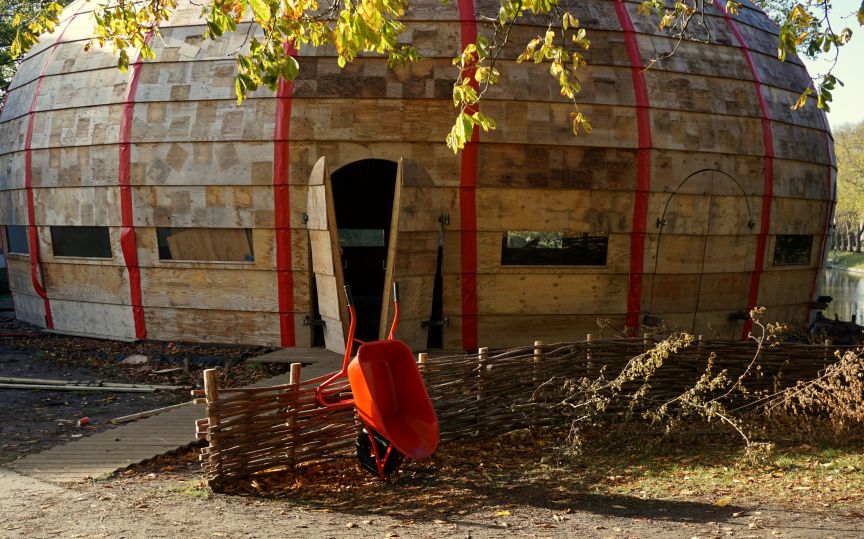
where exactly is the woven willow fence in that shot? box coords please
[192,337,855,488]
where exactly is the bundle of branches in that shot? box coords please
[520,310,864,461]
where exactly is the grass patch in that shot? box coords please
[165,480,210,499]
[827,250,864,271]
[574,430,864,507]
[216,427,864,515]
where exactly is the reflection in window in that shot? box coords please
[157,228,254,262]
[501,231,608,266]
[773,234,812,265]
[6,225,29,255]
[50,226,112,258]
[338,228,385,247]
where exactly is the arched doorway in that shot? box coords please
[330,159,398,342]
[306,157,444,353]
[646,168,756,336]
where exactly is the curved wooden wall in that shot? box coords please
[0,0,834,347]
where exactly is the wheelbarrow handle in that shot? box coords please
[392,282,400,303]
[344,285,354,307]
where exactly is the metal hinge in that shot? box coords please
[421,317,449,328]
[303,315,326,327]
[301,212,309,225]
[438,213,450,226]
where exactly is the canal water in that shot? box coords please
[820,267,864,322]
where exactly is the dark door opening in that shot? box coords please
[331,159,398,342]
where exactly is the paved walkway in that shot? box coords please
[6,348,342,483]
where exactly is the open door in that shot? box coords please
[379,159,444,349]
[307,157,348,354]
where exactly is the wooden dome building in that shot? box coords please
[0,0,835,352]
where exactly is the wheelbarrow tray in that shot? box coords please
[347,339,439,459]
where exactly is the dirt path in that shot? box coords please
[1,466,862,539]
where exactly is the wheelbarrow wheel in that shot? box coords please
[356,427,403,478]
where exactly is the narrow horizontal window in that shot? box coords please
[501,231,608,266]
[157,228,254,262]
[338,228,385,247]
[6,225,29,255]
[50,226,112,258]
[773,234,812,266]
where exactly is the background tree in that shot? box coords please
[0,0,70,107]
[833,121,864,252]
[5,0,864,149]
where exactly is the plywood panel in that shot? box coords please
[132,99,276,144]
[131,185,280,228]
[131,141,274,186]
[770,198,830,236]
[43,263,130,304]
[140,267,288,312]
[650,109,764,155]
[51,298,134,340]
[30,104,123,149]
[478,144,638,191]
[442,273,631,316]
[31,145,119,188]
[6,259,39,297]
[757,268,816,307]
[34,186,121,226]
[478,188,633,233]
[650,150,763,196]
[144,306,281,345]
[11,292,46,328]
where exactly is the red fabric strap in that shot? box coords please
[274,42,297,347]
[614,0,653,332]
[457,0,480,350]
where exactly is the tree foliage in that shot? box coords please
[0,0,70,98]
[834,121,864,252]
[5,0,864,150]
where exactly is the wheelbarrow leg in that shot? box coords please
[357,424,403,481]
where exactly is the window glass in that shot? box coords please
[773,234,812,265]
[6,225,29,255]
[338,229,385,247]
[501,231,608,266]
[50,226,112,258]
[157,228,254,262]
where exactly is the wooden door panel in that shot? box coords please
[307,156,348,354]
[380,159,442,349]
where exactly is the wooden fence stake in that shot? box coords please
[203,368,221,481]
[286,362,302,467]
[477,347,488,431]
[824,339,833,366]
[533,340,543,387]
[418,351,427,370]
[643,333,652,352]
[585,334,593,377]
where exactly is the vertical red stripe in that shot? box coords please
[118,36,152,340]
[274,43,297,347]
[711,0,774,339]
[805,110,835,325]
[457,0,479,350]
[614,0,653,332]
[22,7,85,328]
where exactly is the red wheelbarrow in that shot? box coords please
[316,283,439,480]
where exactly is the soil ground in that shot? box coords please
[1,328,863,538]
